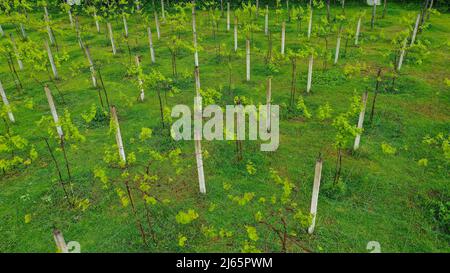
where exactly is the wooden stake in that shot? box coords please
[110,106,126,163]
[84,45,97,87]
[353,91,369,150]
[192,1,199,67]
[234,17,238,52]
[334,28,342,64]
[246,39,250,81]
[94,10,100,33]
[10,34,23,70]
[227,2,230,31]
[53,229,69,253]
[44,85,63,138]
[308,156,323,234]
[307,7,313,40]
[0,80,15,123]
[281,21,286,55]
[161,0,166,22]
[147,26,156,63]
[193,69,205,194]
[45,40,59,80]
[265,5,269,35]
[135,56,145,101]
[154,12,161,40]
[410,13,421,47]
[307,54,313,93]
[123,13,129,38]
[355,17,361,45]
[397,38,407,71]
[266,77,272,132]
[107,22,117,55]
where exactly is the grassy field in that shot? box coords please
[0,1,449,253]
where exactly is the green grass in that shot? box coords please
[0,2,449,253]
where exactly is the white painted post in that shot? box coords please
[334,29,341,64]
[111,106,126,163]
[194,70,206,194]
[147,27,156,63]
[155,12,161,40]
[0,24,4,37]
[307,7,313,40]
[53,229,69,253]
[94,10,100,33]
[107,22,117,55]
[0,81,15,123]
[265,5,269,35]
[123,13,129,38]
[44,85,63,138]
[308,156,323,234]
[227,2,230,32]
[307,54,313,93]
[192,2,199,67]
[281,21,286,55]
[20,23,27,39]
[10,34,23,70]
[84,46,97,87]
[410,13,421,47]
[266,77,272,132]
[397,38,407,71]
[246,39,250,81]
[68,9,74,27]
[354,91,369,150]
[45,40,59,80]
[234,17,238,52]
[44,7,55,45]
[194,66,201,97]
[161,0,166,22]
[135,56,145,101]
[355,17,361,45]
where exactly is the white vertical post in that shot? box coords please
[307,54,313,93]
[44,85,64,138]
[155,12,161,40]
[227,2,230,31]
[20,23,27,39]
[410,13,421,47]
[234,17,238,52]
[194,70,206,194]
[94,10,100,33]
[307,7,313,40]
[136,56,145,101]
[355,17,361,45]
[0,24,4,37]
[334,29,341,64]
[45,40,59,80]
[308,157,323,234]
[10,34,23,70]
[192,1,199,67]
[147,27,156,63]
[161,0,166,22]
[68,9,74,27]
[0,81,15,123]
[265,5,269,35]
[44,7,55,45]
[84,46,97,87]
[111,106,126,163]
[53,229,69,253]
[246,39,250,81]
[107,22,117,55]
[281,21,286,55]
[123,14,129,38]
[354,91,369,150]
[266,77,272,132]
[397,38,407,71]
